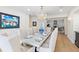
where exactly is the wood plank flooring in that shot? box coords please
[55,33,79,52]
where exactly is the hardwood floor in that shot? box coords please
[55,33,79,52]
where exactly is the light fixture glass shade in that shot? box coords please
[38,14,45,20]
[37,6,47,20]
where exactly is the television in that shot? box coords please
[0,12,20,29]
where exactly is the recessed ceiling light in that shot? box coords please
[59,9,63,12]
[27,8,30,11]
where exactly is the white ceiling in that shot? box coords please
[7,6,77,16]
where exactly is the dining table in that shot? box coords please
[22,31,52,52]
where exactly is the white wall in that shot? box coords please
[67,7,79,43]
[47,20,53,27]
[30,16,47,30]
[64,17,68,35]
[73,14,79,32]
[0,7,29,36]
[67,16,75,43]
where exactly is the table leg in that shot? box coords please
[35,47,39,52]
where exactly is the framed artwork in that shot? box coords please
[54,20,57,25]
[32,21,37,26]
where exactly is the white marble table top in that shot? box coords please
[22,32,51,47]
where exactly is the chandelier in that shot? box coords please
[38,6,47,20]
